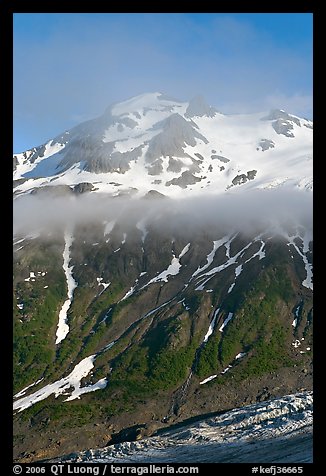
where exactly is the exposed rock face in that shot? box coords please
[44,102,212,176]
[185,95,218,118]
[258,139,275,151]
[73,182,95,194]
[247,170,257,180]
[58,138,115,173]
[194,153,204,161]
[59,139,145,174]
[231,170,257,187]
[211,155,230,163]
[30,185,73,196]
[261,109,301,126]
[232,174,248,186]
[108,424,148,445]
[145,114,208,164]
[28,144,47,164]
[147,159,163,176]
[166,170,202,188]
[143,190,167,200]
[188,160,201,173]
[107,146,145,173]
[14,145,48,170]
[261,109,301,138]
[167,157,184,173]
[13,178,28,188]
[46,112,140,175]
[272,121,295,138]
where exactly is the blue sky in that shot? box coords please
[13,13,313,152]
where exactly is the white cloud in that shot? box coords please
[263,92,313,118]
[13,189,312,239]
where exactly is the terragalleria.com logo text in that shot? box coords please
[50,465,199,475]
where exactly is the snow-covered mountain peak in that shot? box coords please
[13,92,313,199]
[110,92,185,117]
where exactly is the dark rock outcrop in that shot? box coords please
[261,109,301,138]
[145,114,208,164]
[211,155,230,163]
[147,159,163,176]
[185,95,218,118]
[167,158,184,173]
[231,170,257,187]
[73,183,95,194]
[232,174,248,186]
[166,170,202,188]
[247,170,257,180]
[144,190,167,200]
[258,139,275,151]
[30,185,73,197]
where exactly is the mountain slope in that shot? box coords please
[13,93,313,463]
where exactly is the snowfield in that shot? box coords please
[202,307,220,343]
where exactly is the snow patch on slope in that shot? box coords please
[13,342,116,412]
[219,312,234,332]
[195,235,252,290]
[55,230,77,345]
[199,374,217,385]
[96,277,111,295]
[144,243,190,286]
[192,235,231,279]
[285,231,313,290]
[14,355,104,412]
[203,308,220,343]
